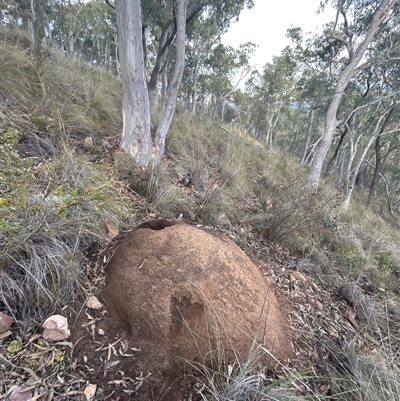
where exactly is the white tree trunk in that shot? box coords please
[301,108,315,165]
[307,0,394,187]
[154,0,187,162]
[116,0,151,167]
[342,99,397,208]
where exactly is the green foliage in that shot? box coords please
[7,339,23,355]
[0,132,127,328]
[374,251,397,293]
[191,341,304,401]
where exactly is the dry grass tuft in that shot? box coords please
[0,129,127,330]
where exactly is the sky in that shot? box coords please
[222,0,337,72]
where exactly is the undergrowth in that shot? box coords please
[0,125,127,330]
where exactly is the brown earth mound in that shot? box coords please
[102,220,292,375]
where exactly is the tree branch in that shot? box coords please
[104,0,115,10]
[330,31,351,56]
[343,91,400,125]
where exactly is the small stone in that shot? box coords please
[105,218,119,239]
[217,212,231,228]
[0,311,13,333]
[290,271,307,284]
[98,328,105,336]
[42,315,70,341]
[83,383,97,400]
[85,296,103,310]
[84,137,93,146]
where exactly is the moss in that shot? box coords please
[52,349,66,368]
[7,339,23,354]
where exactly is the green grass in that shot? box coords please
[322,336,400,401]
[0,128,128,328]
[0,29,129,328]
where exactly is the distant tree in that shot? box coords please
[194,42,255,119]
[307,0,400,188]
[239,53,297,148]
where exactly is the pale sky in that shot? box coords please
[222,0,336,71]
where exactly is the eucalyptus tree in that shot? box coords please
[294,67,332,164]
[49,0,116,68]
[307,0,400,188]
[341,93,400,208]
[194,42,255,119]
[112,0,254,166]
[368,115,400,205]
[338,39,400,207]
[183,17,220,115]
[239,53,298,148]
[0,0,52,46]
[141,0,254,104]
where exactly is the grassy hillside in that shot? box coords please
[1,27,400,400]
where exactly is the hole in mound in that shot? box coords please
[135,219,178,231]
[170,295,205,334]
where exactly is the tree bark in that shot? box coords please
[147,0,211,104]
[342,98,396,209]
[153,0,187,162]
[367,136,383,203]
[301,108,315,165]
[116,0,152,166]
[307,0,395,187]
[367,106,395,203]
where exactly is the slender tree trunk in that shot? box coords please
[367,136,383,203]
[147,0,211,104]
[154,0,187,162]
[116,0,151,166]
[343,128,356,199]
[191,68,198,116]
[301,108,315,165]
[325,127,347,173]
[342,98,396,208]
[307,0,394,187]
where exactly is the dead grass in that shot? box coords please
[0,26,121,141]
[0,28,128,329]
[0,129,129,329]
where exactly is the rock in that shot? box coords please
[105,218,119,239]
[85,295,103,310]
[0,311,13,333]
[290,271,307,284]
[84,136,93,146]
[103,220,291,372]
[338,283,381,327]
[338,283,364,307]
[42,314,70,341]
[83,383,97,400]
